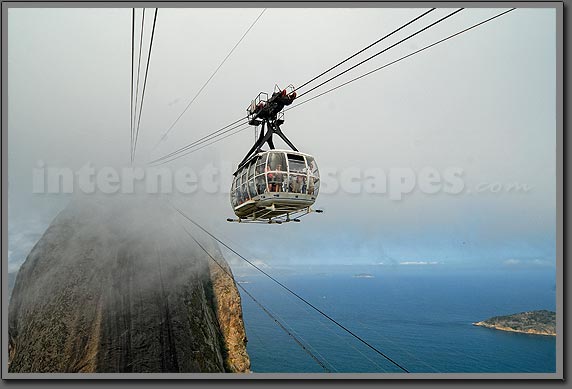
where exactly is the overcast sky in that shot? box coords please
[8,7,557,271]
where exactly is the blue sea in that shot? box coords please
[237,267,556,373]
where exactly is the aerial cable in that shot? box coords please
[149,122,250,166]
[287,8,516,113]
[286,288,387,372]
[149,9,461,166]
[132,8,146,163]
[150,8,514,167]
[262,303,339,372]
[148,116,247,164]
[171,204,410,373]
[152,9,267,150]
[150,116,247,163]
[133,8,158,162]
[150,123,250,167]
[296,8,464,100]
[181,227,331,373]
[130,8,135,164]
[296,8,436,92]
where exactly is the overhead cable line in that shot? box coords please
[286,8,516,113]
[132,8,146,163]
[150,122,250,166]
[130,8,135,164]
[152,9,267,150]
[133,8,158,162]
[296,8,436,92]
[148,9,460,166]
[296,8,464,100]
[261,302,340,372]
[148,116,247,164]
[149,8,514,167]
[181,227,331,372]
[149,8,436,165]
[283,284,386,372]
[171,204,410,373]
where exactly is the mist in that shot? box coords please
[8,7,557,271]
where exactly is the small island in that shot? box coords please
[473,310,556,336]
[353,273,374,279]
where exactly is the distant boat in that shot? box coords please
[353,273,374,279]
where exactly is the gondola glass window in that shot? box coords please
[288,154,306,194]
[240,167,249,203]
[231,151,320,212]
[248,162,256,199]
[267,152,287,192]
[306,156,320,196]
[230,179,237,208]
[255,154,268,195]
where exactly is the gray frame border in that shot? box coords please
[1,1,564,381]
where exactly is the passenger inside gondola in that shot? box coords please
[308,176,315,195]
[256,175,267,195]
[243,186,250,202]
[269,164,284,192]
[288,175,301,193]
[236,187,242,204]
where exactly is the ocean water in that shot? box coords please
[238,267,556,373]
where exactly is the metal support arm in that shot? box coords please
[236,119,299,173]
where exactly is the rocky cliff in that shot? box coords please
[8,197,250,373]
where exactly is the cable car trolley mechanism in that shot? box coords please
[228,85,322,224]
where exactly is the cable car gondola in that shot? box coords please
[228,85,322,224]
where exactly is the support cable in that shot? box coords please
[296,8,436,91]
[148,116,247,164]
[296,8,464,100]
[172,204,410,373]
[132,8,146,163]
[287,8,516,113]
[148,8,514,167]
[133,8,159,162]
[130,8,135,164]
[150,123,250,166]
[181,226,331,373]
[152,9,266,150]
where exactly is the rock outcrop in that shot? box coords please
[8,196,250,373]
[473,310,556,336]
[207,255,250,373]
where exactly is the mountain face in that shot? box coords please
[8,197,250,373]
[7,272,17,301]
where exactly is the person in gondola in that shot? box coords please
[289,175,298,193]
[257,177,267,195]
[265,165,274,192]
[274,164,284,192]
[243,188,250,202]
[236,187,242,204]
[308,176,315,195]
